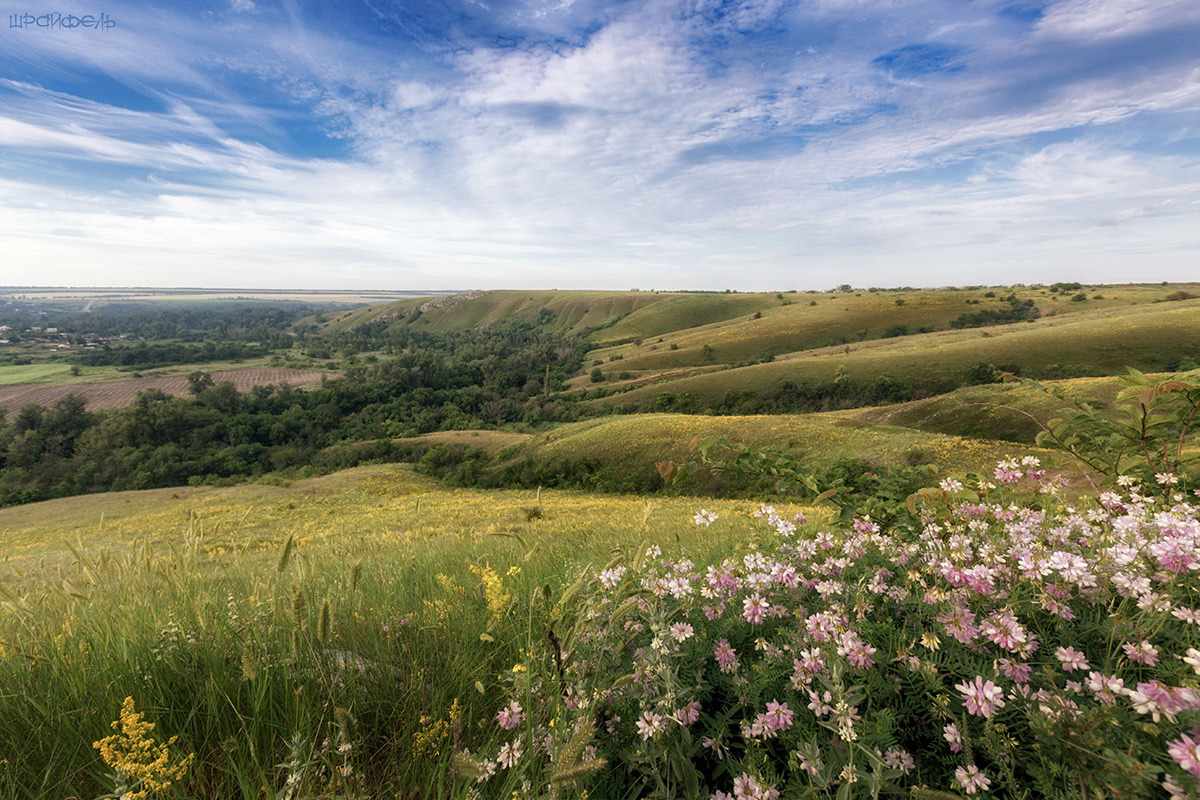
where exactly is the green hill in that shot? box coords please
[589,299,1200,411]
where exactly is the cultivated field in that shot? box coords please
[0,368,332,412]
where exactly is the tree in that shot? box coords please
[187,371,215,396]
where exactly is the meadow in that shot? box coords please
[0,465,821,798]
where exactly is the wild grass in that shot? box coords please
[495,412,1049,483]
[0,465,821,798]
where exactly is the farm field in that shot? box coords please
[0,367,332,412]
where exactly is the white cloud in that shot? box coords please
[1,0,1198,289]
[1035,0,1200,40]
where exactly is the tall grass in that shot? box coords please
[0,467,816,798]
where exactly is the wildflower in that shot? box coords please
[940,478,964,493]
[743,594,769,624]
[956,676,1006,718]
[693,509,718,526]
[1158,472,1180,486]
[982,609,1028,652]
[1123,640,1160,665]
[1085,671,1124,704]
[669,622,694,642]
[1164,775,1194,800]
[676,701,700,725]
[1169,733,1200,777]
[997,657,1031,684]
[598,566,627,589]
[93,697,194,800]
[943,723,963,753]
[1055,646,1089,672]
[702,735,728,760]
[994,459,1022,484]
[1181,648,1200,676]
[497,738,522,769]
[884,747,914,774]
[714,638,739,673]
[636,710,664,739]
[732,773,778,800]
[763,700,794,733]
[497,700,522,730]
[955,765,992,795]
[645,545,662,559]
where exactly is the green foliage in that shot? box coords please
[1029,368,1200,488]
[679,438,935,524]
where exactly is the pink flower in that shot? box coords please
[669,622,694,642]
[955,765,992,795]
[982,609,1027,652]
[637,709,665,739]
[677,701,700,725]
[1123,640,1160,665]
[496,700,522,730]
[884,747,914,774]
[743,594,769,625]
[1169,733,1200,777]
[943,722,963,753]
[714,638,739,673]
[997,658,1031,684]
[763,700,794,733]
[1055,646,1089,672]
[956,675,1006,718]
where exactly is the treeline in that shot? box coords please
[0,304,325,342]
[0,322,589,507]
[71,340,274,368]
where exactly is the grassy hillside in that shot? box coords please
[322,290,677,336]
[591,299,1200,410]
[417,410,1054,496]
[844,375,1128,444]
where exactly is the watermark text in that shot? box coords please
[9,12,116,31]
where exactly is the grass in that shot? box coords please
[592,299,1200,409]
[321,290,674,336]
[845,375,1130,444]
[0,464,824,798]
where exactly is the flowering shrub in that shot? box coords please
[459,460,1200,798]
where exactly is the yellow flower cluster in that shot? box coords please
[412,698,460,756]
[469,563,513,624]
[93,697,194,800]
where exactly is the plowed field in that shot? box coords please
[0,368,332,413]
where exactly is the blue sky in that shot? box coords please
[2,0,1198,290]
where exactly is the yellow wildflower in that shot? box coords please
[93,697,193,800]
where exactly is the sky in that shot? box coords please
[2,0,1199,291]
